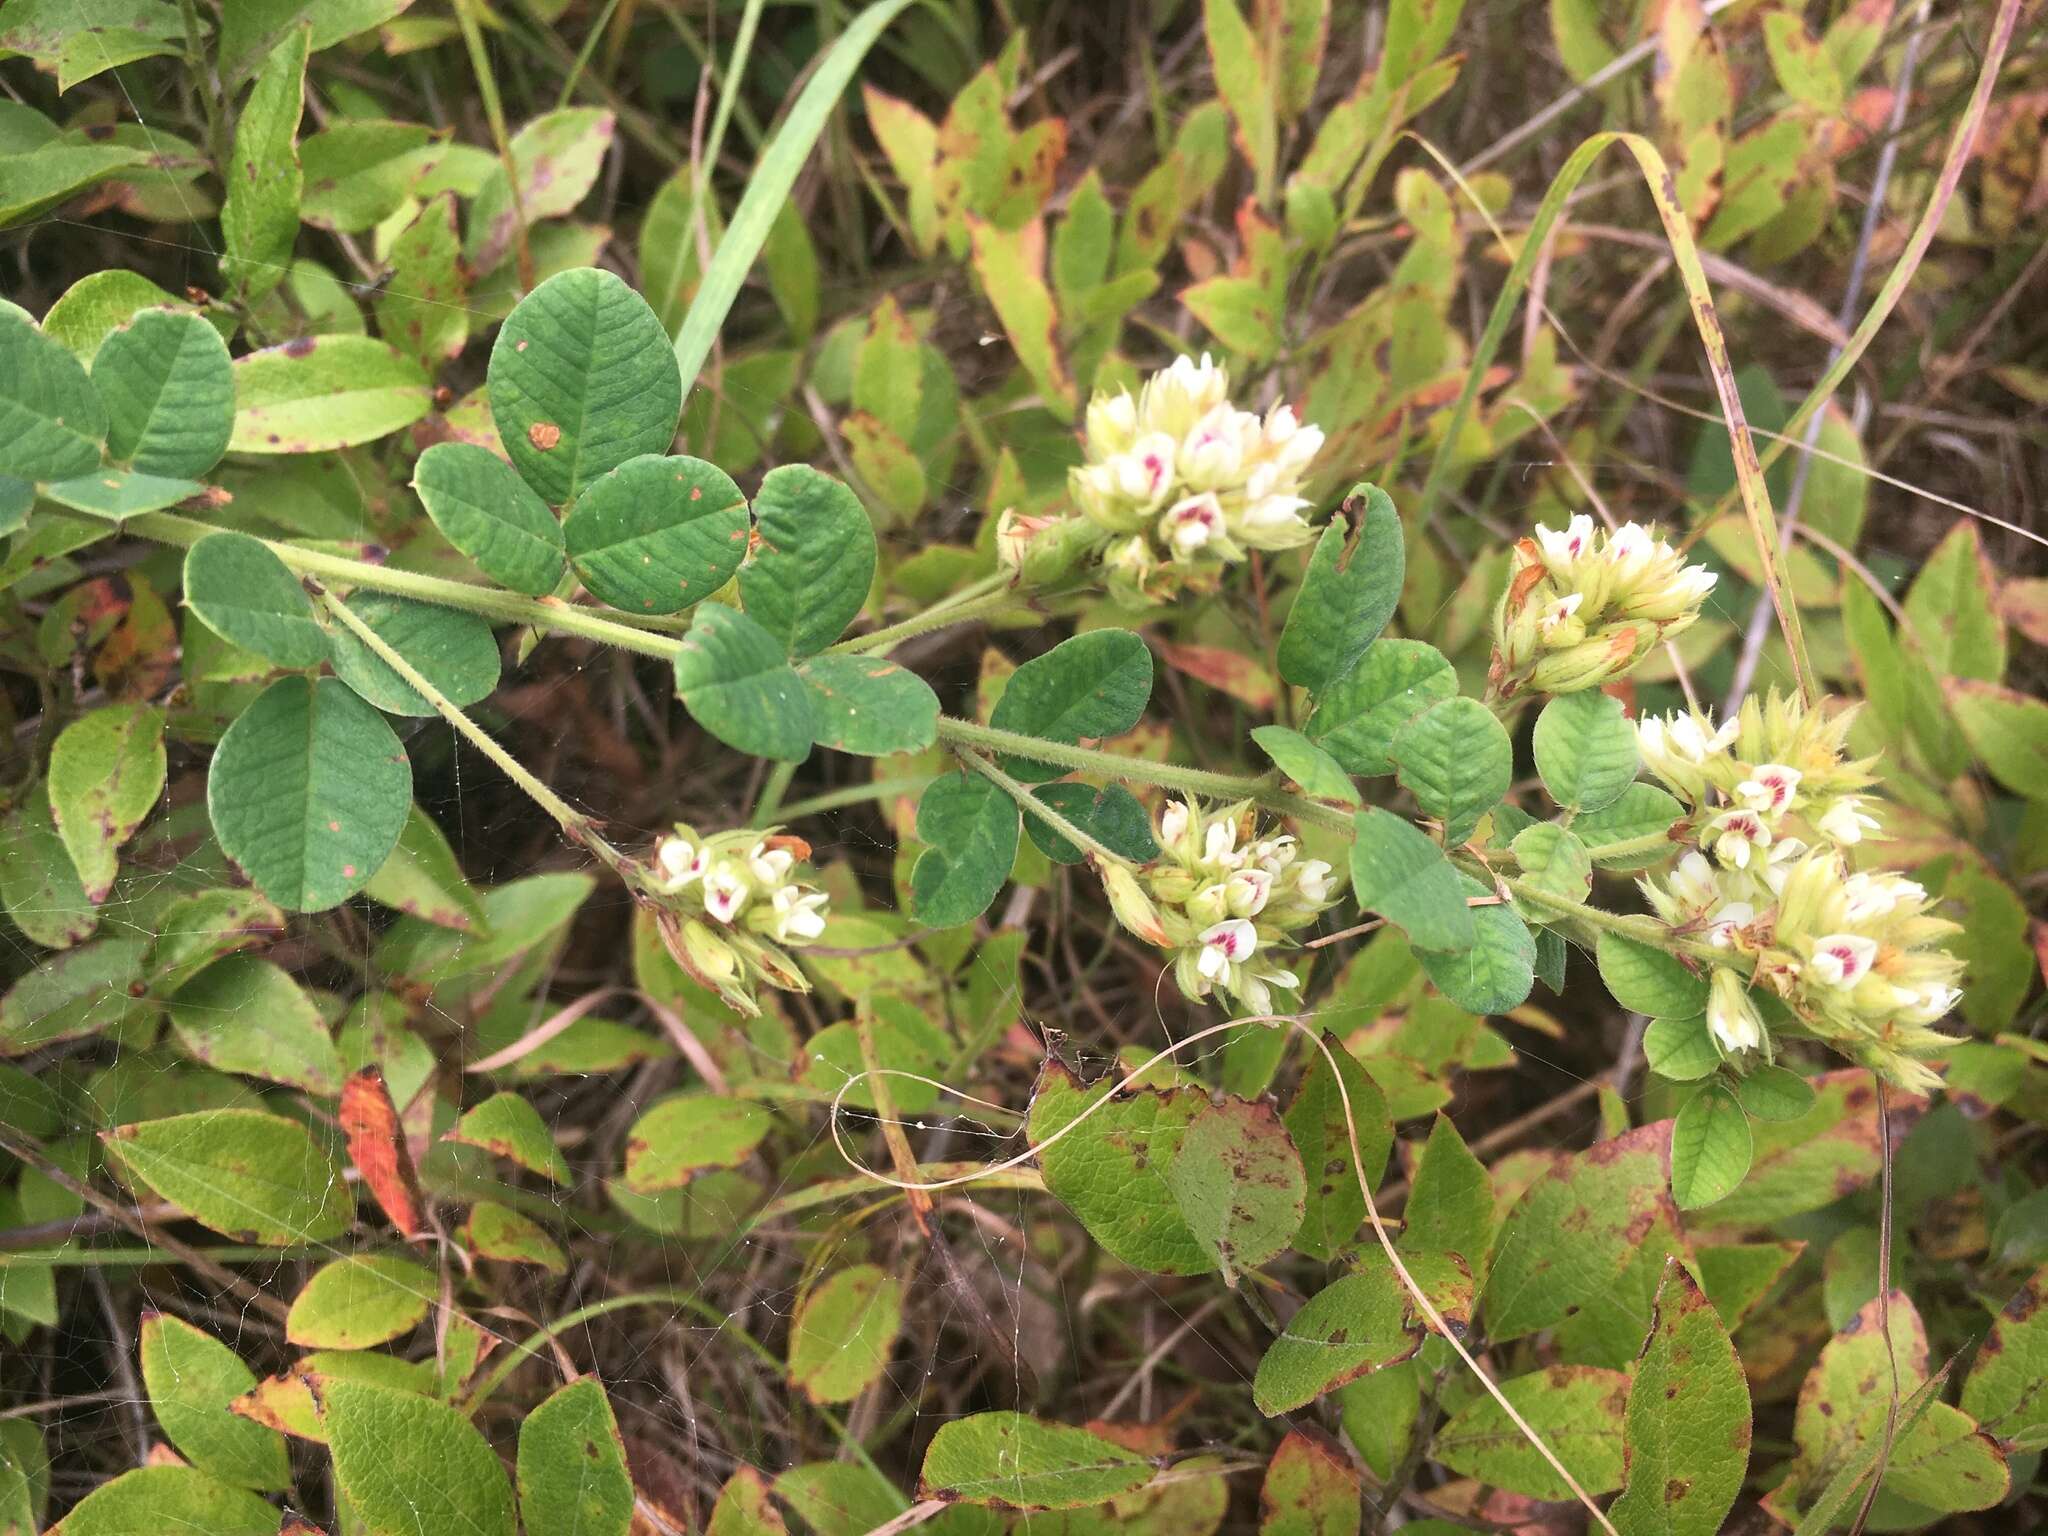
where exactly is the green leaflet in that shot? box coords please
[563,453,749,615]
[919,1413,1152,1510]
[989,628,1153,781]
[799,653,939,756]
[285,1253,435,1349]
[217,22,307,304]
[411,441,566,595]
[324,1378,518,1536]
[673,603,816,762]
[1253,724,1361,806]
[1389,695,1510,845]
[1643,1014,1720,1082]
[138,1313,289,1491]
[1596,931,1709,1019]
[102,1108,352,1245]
[0,304,107,481]
[909,772,1018,927]
[788,1265,905,1404]
[445,1091,570,1185]
[229,335,432,455]
[46,701,164,902]
[1282,1031,1391,1262]
[489,267,682,506]
[1348,807,1473,953]
[1432,1365,1629,1499]
[623,1092,774,1192]
[517,1378,635,1536]
[166,953,344,1094]
[740,465,877,655]
[1022,781,1159,865]
[1252,1248,1472,1415]
[91,308,233,477]
[1532,689,1639,814]
[1610,1263,1751,1536]
[1418,873,1534,1015]
[183,531,329,670]
[206,676,411,913]
[42,1464,277,1536]
[1276,483,1404,694]
[1160,1095,1306,1282]
[323,591,501,717]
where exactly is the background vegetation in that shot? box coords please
[0,0,2044,1532]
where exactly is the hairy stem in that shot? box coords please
[316,586,634,877]
[131,512,682,659]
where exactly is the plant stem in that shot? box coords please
[749,759,798,826]
[1500,873,1729,966]
[831,574,1020,655]
[130,513,682,659]
[773,775,933,822]
[316,587,635,878]
[932,718,1350,831]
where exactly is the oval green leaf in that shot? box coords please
[489,267,682,505]
[1277,482,1404,693]
[989,628,1153,782]
[1390,696,1511,845]
[92,308,234,476]
[1348,806,1474,954]
[323,591,502,717]
[0,305,105,481]
[563,453,749,614]
[909,772,1019,929]
[167,954,344,1094]
[412,440,566,595]
[919,1412,1152,1510]
[1644,1014,1721,1082]
[1419,874,1536,1015]
[1303,638,1458,776]
[673,603,816,763]
[1672,1081,1753,1209]
[228,335,432,454]
[798,652,939,756]
[517,1378,634,1536]
[46,1465,277,1536]
[102,1108,351,1245]
[138,1312,288,1491]
[1596,931,1710,1019]
[47,701,165,903]
[624,1092,774,1193]
[207,675,413,912]
[741,464,877,655]
[287,1254,436,1349]
[183,531,329,670]
[1533,689,1640,814]
[1022,781,1160,865]
[324,1377,517,1536]
[789,1265,904,1405]
[445,1091,570,1185]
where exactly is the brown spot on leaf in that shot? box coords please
[529,421,562,450]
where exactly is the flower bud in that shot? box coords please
[1707,967,1764,1054]
[1098,858,1170,947]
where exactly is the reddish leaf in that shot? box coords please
[339,1067,426,1239]
[1259,1428,1360,1536]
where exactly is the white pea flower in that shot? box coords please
[1196,919,1258,981]
[1707,969,1764,1053]
[1805,933,1879,989]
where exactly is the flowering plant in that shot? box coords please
[1489,514,1718,697]
[1636,695,1963,1089]
[1100,798,1339,1015]
[647,825,831,1016]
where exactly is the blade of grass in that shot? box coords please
[1722,0,2024,521]
[671,0,923,396]
[1411,128,1818,704]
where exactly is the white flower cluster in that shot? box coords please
[648,825,830,1016]
[1636,692,1963,1089]
[1068,354,1324,606]
[1490,514,1718,697]
[1100,799,1338,1015]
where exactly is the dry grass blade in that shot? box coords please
[1411,129,1817,705]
